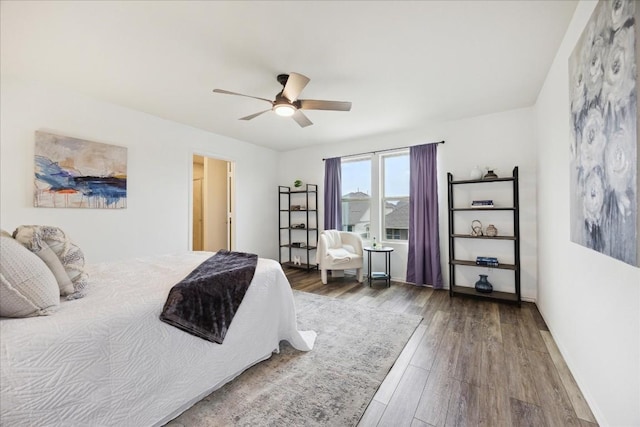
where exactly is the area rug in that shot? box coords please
[166,290,422,427]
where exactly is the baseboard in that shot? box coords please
[391,280,537,303]
[536,306,603,426]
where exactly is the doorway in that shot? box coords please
[192,154,234,252]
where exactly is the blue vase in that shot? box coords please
[475,274,493,293]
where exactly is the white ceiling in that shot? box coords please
[1,1,577,152]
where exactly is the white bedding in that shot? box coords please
[0,252,316,426]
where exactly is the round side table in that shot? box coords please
[363,246,394,287]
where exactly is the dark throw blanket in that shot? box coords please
[160,250,258,344]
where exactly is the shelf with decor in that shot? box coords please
[447,167,521,306]
[449,259,517,270]
[450,234,516,240]
[278,184,318,271]
[451,207,516,211]
[449,285,519,303]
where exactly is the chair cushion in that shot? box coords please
[342,244,356,254]
[326,248,353,263]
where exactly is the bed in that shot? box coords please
[0,251,316,426]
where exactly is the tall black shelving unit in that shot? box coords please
[447,167,521,305]
[278,184,318,271]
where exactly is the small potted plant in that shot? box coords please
[294,179,303,188]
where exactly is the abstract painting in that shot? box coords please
[34,132,127,209]
[569,0,639,266]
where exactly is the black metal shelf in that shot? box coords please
[278,184,318,272]
[281,261,317,270]
[451,176,515,185]
[280,227,319,231]
[285,189,318,194]
[451,234,516,240]
[280,244,317,250]
[450,259,517,270]
[450,207,516,211]
[450,285,519,304]
[447,167,521,306]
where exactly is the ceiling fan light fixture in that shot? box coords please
[273,103,296,117]
[213,72,351,127]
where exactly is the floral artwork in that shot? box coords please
[34,132,127,209]
[569,0,638,266]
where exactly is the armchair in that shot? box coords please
[316,230,364,285]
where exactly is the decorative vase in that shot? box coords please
[475,274,493,293]
[471,219,483,236]
[483,169,498,180]
[485,224,498,237]
[470,166,483,180]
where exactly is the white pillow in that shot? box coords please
[13,225,88,299]
[0,236,60,318]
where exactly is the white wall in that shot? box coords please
[534,2,640,426]
[278,107,538,300]
[0,78,279,263]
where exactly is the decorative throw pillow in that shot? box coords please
[0,235,60,318]
[31,243,75,295]
[13,225,88,300]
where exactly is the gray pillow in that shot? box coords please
[13,225,88,299]
[30,242,74,295]
[0,236,60,318]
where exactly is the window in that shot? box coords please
[341,157,371,239]
[382,153,410,241]
[386,228,409,240]
[340,151,409,243]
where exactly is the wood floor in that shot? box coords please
[284,267,598,427]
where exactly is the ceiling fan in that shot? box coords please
[213,72,351,128]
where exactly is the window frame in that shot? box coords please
[340,156,372,240]
[380,151,410,243]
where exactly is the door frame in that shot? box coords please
[188,151,236,252]
[192,176,204,251]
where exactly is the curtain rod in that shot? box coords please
[322,140,444,161]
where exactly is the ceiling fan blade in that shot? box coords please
[291,110,313,128]
[299,99,352,111]
[239,109,271,121]
[213,89,273,104]
[282,72,310,102]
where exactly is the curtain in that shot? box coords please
[323,157,342,230]
[406,144,443,288]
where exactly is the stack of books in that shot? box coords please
[476,256,499,267]
[471,199,494,208]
